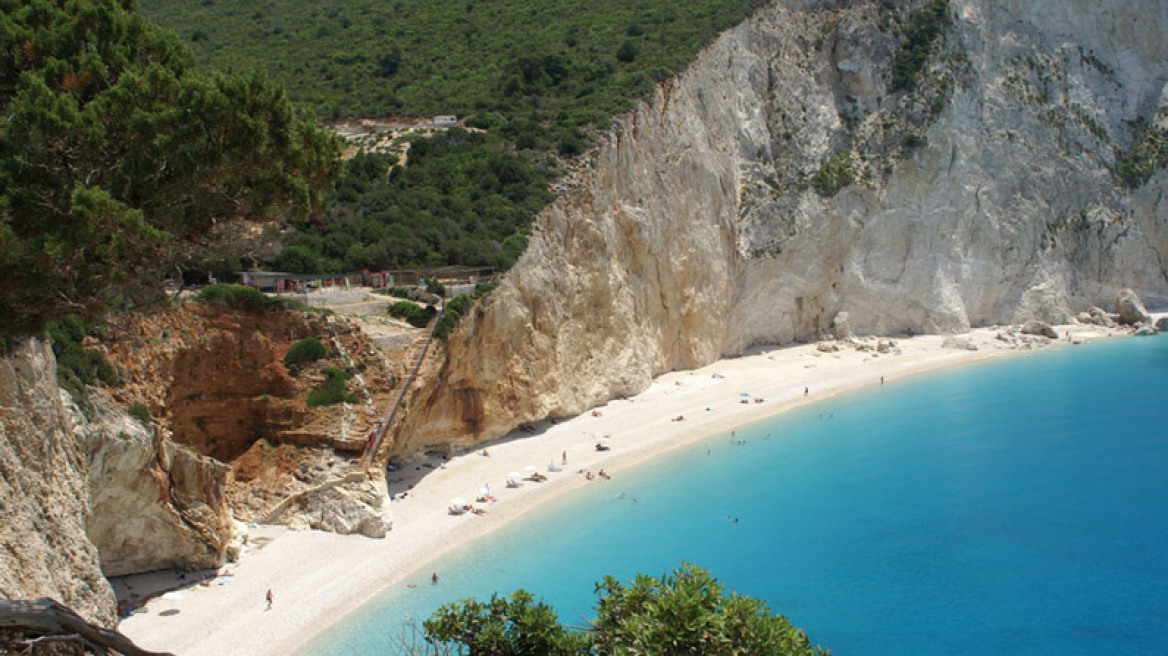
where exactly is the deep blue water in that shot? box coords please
[302,335,1168,656]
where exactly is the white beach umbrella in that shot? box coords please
[479,486,490,496]
[450,497,466,506]
[507,471,522,479]
[524,465,538,473]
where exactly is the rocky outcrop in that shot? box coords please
[1020,320,1058,339]
[1116,288,1153,325]
[392,0,1168,452]
[941,336,978,351]
[1076,306,1117,327]
[0,339,115,626]
[73,394,232,577]
[262,477,390,538]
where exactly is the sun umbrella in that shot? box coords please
[524,465,538,472]
[450,497,466,506]
[507,471,522,479]
[479,485,490,496]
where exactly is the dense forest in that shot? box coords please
[138,0,772,274]
[275,130,551,273]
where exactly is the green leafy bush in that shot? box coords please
[46,316,120,405]
[306,367,358,406]
[197,284,287,312]
[127,402,152,426]
[1115,126,1168,189]
[423,563,831,656]
[388,301,437,328]
[425,279,447,297]
[434,293,475,340]
[890,0,951,93]
[810,150,857,197]
[284,337,327,366]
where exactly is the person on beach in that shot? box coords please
[562,450,567,465]
[432,573,439,584]
[265,589,273,610]
[804,387,809,395]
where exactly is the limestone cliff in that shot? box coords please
[0,339,115,625]
[393,0,1168,452]
[72,394,233,578]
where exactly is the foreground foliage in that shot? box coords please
[0,0,341,337]
[423,564,830,656]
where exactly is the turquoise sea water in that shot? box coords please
[303,335,1168,656]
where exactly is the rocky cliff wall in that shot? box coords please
[0,339,116,625]
[73,394,233,578]
[393,0,1168,452]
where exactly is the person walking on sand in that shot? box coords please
[432,573,439,584]
[266,589,273,610]
[562,450,567,465]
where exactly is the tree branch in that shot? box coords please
[0,598,174,656]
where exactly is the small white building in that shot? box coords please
[433,115,458,126]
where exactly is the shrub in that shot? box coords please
[388,301,437,328]
[902,133,928,149]
[1115,126,1168,189]
[197,284,287,312]
[46,316,120,405]
[306,367,358,406]
[127,402,152,426]
[423,564,830,656]
[810,150,857,197]
[890,0,950,93]
[434,293,476,340]
[285,337,327,366]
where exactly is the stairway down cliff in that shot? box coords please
[392,0,1168,453]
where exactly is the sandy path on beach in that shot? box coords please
[118,324,1127,656]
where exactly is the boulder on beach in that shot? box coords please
[1116,289,1152,325]
[830,311,853,339]
[1079,307,1117,327]
[941,336,978,351]
[1020,320,1058,339]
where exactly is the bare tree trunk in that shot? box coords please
[0,598,173,656]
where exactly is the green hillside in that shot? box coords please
[138,0,769,275]
[138,0,766,126]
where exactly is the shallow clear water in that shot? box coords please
[303,336,1168,656]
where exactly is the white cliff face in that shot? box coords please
[395,0,1168,451]
[0,339,116,625]
[73,395,233,578]
[0,335,236,622]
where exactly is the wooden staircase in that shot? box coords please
[360,302,443,469]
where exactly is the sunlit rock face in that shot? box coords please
[392,0,1168,453]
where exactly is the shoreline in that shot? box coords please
[117,323,1138,655]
